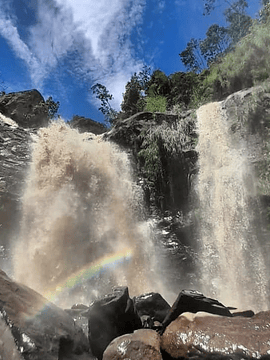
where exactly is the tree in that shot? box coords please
[223,0,252,44]
[180,38,207,73]
[91,83,118,125]
[121,66,151,117]
[200,24,231,65]
[146,70,170,99]
[0,72,7,96]
[45,96,60,119]
[259,0,270,22]
[180,0,252,72]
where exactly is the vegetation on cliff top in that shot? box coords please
[91,0,270,127]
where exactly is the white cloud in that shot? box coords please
[0,0,147,109]
[0,14,46,85]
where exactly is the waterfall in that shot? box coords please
[196,102,268,312]
[12,121,158,307]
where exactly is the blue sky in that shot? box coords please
[0,0,262,124]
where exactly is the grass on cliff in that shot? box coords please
[201,19,270,102]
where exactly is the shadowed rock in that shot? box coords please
[0,90,49,128]
[133,292,171,326]
[68,115,106,135]
[85,287,141,360]
[160,290,232,333]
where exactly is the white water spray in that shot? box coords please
[13,121,158,306]
[196,102,268,311]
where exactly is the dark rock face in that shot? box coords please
[68,115,107,135]
[160,290,232,335]
[133,292,171,324]
[0,90,49,128]
[85,287,141,359]
[161,310,270,359]
[103,329,162,360]
[0,116,33,256]
[106,111,197,214]
[0,269,92,360]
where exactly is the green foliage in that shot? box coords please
[146,70,170,97]
[181,0,252,73]
[30,96,59,120]
[224,0,252,44]
[45,96,60,119]
[200,24,231,65]
[121,66,151,117]
[203,19,270,99]
[0,72,7,96]
[180,38,207,73]
[138,118,196,186]
[260,0,270,22]
[145,96,167,113]
[91,83,118,125]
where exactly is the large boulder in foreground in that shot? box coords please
[85,286,142,360]
[0,269,93,360]
[161,311,270,359]
[103,329,162,360]
[0,90,49,128]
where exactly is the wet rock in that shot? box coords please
[0,269,92,360]
[106,111,197,214]
[85,287,141,360]
[161,311,270,359]
[68,115,107,135]
[161,290,232,334]
[0,114,33,255]
[103,329,162,360]
[0,90,49,128]
[0,314,23,360]
[133,292,171,325]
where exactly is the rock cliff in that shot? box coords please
[0,90,49,128]
[0,113,33,261]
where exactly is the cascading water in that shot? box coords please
[196,102,269,312]
[12,120,160,307]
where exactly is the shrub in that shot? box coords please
[145,96,167,113]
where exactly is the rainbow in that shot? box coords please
[45,248,133,302]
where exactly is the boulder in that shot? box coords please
[161,311,270,359]
[0,269,93,360]
[68,115,107,135]
[103,329,162,360]
[133,292,171,326]
[0,90,49,128]
[85,287,141,360]
[160,290,232,333]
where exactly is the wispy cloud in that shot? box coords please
[0,0,147,109]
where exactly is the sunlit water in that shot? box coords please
[12,120,165,307]
[196,102,269,312]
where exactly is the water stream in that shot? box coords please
[196,102,268,312]
[12,121,162,307]
[11,105,270,311]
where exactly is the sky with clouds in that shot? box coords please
[0,0,262,123]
